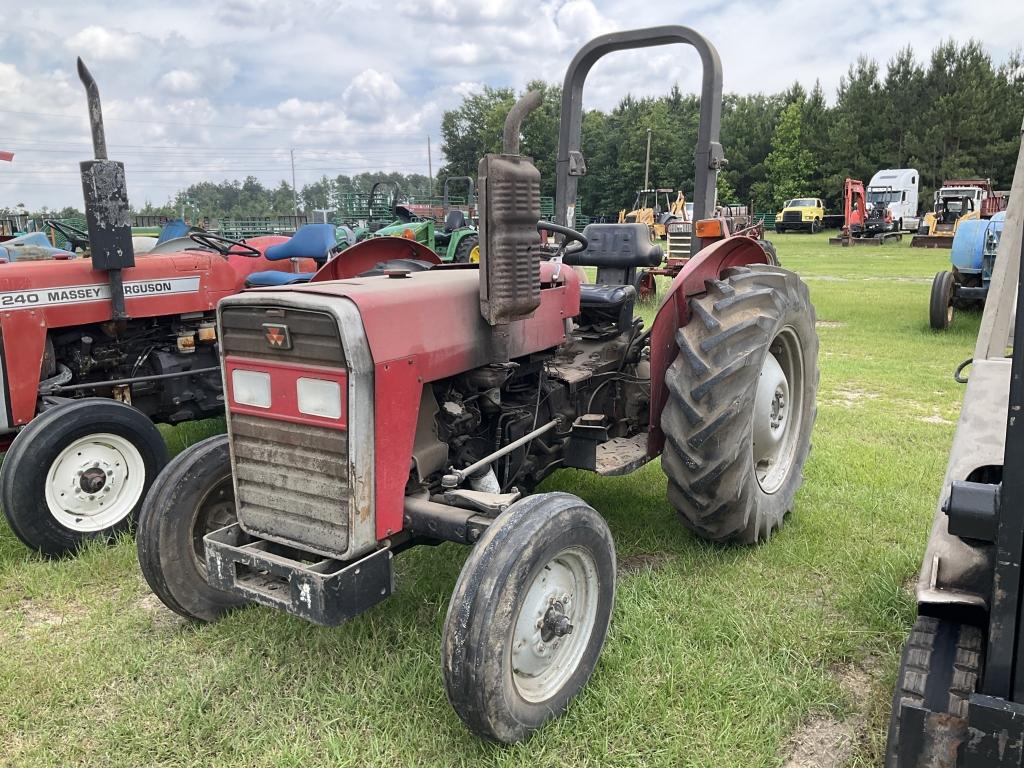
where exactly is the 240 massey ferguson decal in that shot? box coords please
[0,276,201,309]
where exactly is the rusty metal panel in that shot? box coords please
[80,159,135,270]
[477,153,541,326]
[220,305,345,366]
[231,413,351,557]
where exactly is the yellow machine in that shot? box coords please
[618,189,687,238]
[911,181,990,248]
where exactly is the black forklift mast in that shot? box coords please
[984,224,1024,701]
[77,58,135,323]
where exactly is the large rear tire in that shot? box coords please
[929,271,955,330]
[660,265,818,543]
[884,616,982,768]
[452,233,479,264]
[442,492,615,743]
[1,398,168,557]
[136,434,247,622]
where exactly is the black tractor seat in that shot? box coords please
[577,283,637,338]
[563,223,663,286]
[435,210,469,247]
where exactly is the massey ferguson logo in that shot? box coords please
[263,323,292,349]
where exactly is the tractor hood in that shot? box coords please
[232,263,579,378]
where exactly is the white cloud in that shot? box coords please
[66,25,141,61]
[342,69,403,122]
[159,69,201,95]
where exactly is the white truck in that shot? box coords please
[867,168,920,232]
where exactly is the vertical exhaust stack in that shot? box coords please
[77,58,135,322]
[477,91,543,357]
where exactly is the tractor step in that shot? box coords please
[204,523,393,626]
[595,433,652,476]
[911,235,954,249]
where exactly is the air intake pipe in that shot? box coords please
[477,91,544,359]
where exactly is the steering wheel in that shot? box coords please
[44,219,90,252]
[188,231,261,258]
[536,220,588,257]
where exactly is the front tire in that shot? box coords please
[136,434,247,622]
[442,492,615,743]
[811,218,821,234]
[660,265,819,543]
[930,271,955,330]
[1,399,168,556]
[884,616,982,768]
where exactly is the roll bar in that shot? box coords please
[554,26,724,227]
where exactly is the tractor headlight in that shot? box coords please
[296,377,342,420]
[232,369,271,409]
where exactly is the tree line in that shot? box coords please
[438,39,1024,216]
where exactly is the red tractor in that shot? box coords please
[138,27,819,742]
[0,61,364,556]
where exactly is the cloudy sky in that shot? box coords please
[2,0,1022,211]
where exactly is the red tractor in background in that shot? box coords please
[138,26,820,742]
[0,61,374,557]
[829,177,902,246]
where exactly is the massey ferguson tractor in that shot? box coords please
[0,60,350,557]
[138,27,819,742]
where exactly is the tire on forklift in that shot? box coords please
[660,265,818,543]
[883,616,983,768]
[929,271,955,330]
[1,398,168,557]
[632,269,658,303]
[442,492,615,743]
[453,233,480,264]
[136,434,247,622]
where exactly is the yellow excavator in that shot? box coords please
[618,189,687,239]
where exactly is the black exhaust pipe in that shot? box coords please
[77,58,135,323]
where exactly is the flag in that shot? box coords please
[0,151,13,162]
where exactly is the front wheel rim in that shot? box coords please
[752,327,805,494]
[510,546,600,703]
[44,433,146,532]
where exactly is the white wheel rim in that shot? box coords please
[510,546,599,703]
[752,327,805,494]
[44,433,146,532]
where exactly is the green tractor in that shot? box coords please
[370,178,480,263]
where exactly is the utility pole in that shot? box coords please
[427,136,433,197]
[290,148,298,215]
[644,128,652,190]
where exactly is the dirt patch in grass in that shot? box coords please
[815,320,846,329]
[825,387,881,409]
[617,552,672,576]
[920,413,954,426]
[782,657,882,768]
[5,597,87,632]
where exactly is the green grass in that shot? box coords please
[0,233,977,767]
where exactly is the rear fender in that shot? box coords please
[646,236,772,455]
[310,237,442,282]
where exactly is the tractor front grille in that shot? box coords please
[666,221,692,261]
[220,304,353,558]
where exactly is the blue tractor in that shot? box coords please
[929,211,1006,330]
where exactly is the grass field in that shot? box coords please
[0,233,980,767]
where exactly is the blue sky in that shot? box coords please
[2,0,1022,210]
